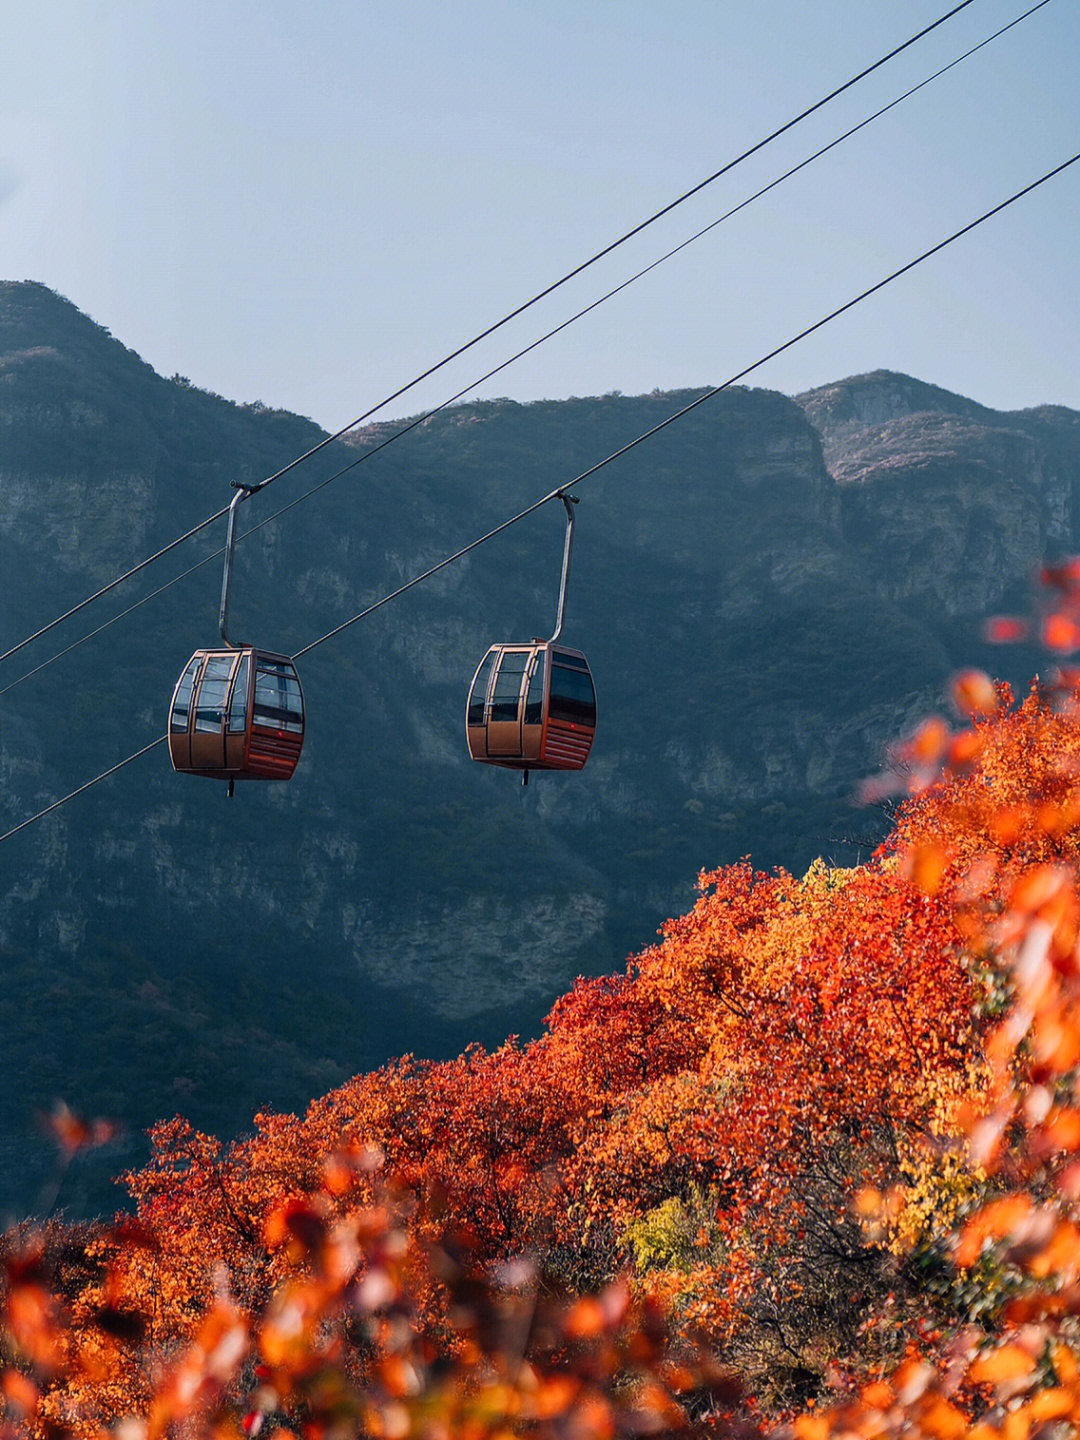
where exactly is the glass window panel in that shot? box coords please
[194,678,229,733]
[255,680,301,703]
[170,658,201,733]
[467,652,495,726]
[490,652,529,723]
[262,679,301,707]
[203,655,234,681]
[549,664,596,726]
[492,669,525,698]
[255,660,292,680]
[253,709,304,733]
[253,662,304,732]
[228,654,250,734]
[550,649,589,671]
[524,652,546,726]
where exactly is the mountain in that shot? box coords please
[797,370,1080,618]
[1,284,1074,1217]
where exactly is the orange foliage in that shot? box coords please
[1,833,982,1430]
[15,588,1080,1434]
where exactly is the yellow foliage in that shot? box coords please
[621,1187,720,1276]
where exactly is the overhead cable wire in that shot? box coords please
[0,0,981,674]
[0,509,233,671]
[15,157,1080,828]
[3,145,1069,850]
[0,554,226,697]
[0,737,168,846]
[293,151,1080,658]
[0,0,1049,701]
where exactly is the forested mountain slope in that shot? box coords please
[1,282,1076,1216]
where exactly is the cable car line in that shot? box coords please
[293,150,1080,661]
[0,737,168,846]
[0,0,982,675]
[2,147,1076,846]
[0,509,231,672]
[0,0,1050,702]
[0,553,225,698]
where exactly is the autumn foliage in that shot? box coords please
[12,584,1080,1435]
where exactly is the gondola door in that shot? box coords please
[485,647,530,758]
[188,653,238,771]
[483,650,529,760]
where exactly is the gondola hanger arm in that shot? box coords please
[550,492,578,645]
[219,482,259,648]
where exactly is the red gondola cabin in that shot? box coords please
[168,646,305,782]
[466,640,596,773]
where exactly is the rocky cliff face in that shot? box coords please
[798,370,1077,616]
[1,291,1075,1217]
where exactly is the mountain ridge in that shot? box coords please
[1,280,1075,1217]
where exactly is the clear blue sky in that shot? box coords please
[2,0,1077,429]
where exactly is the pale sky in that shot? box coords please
[2,0,1077,429]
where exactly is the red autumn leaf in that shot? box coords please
[951,669,1000,718]
[983,615,1030,643]
[1042,612,1080,651]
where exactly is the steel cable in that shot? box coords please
[0,0,981,672]
[295,151,1080,657]
[3,146,1075,846]
[0,0,1051,700]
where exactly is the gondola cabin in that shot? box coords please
[466,641,596,773]
[168,646,305,782]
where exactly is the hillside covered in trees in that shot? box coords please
[3,282,1079,1217]
[7,638,1080,1436]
